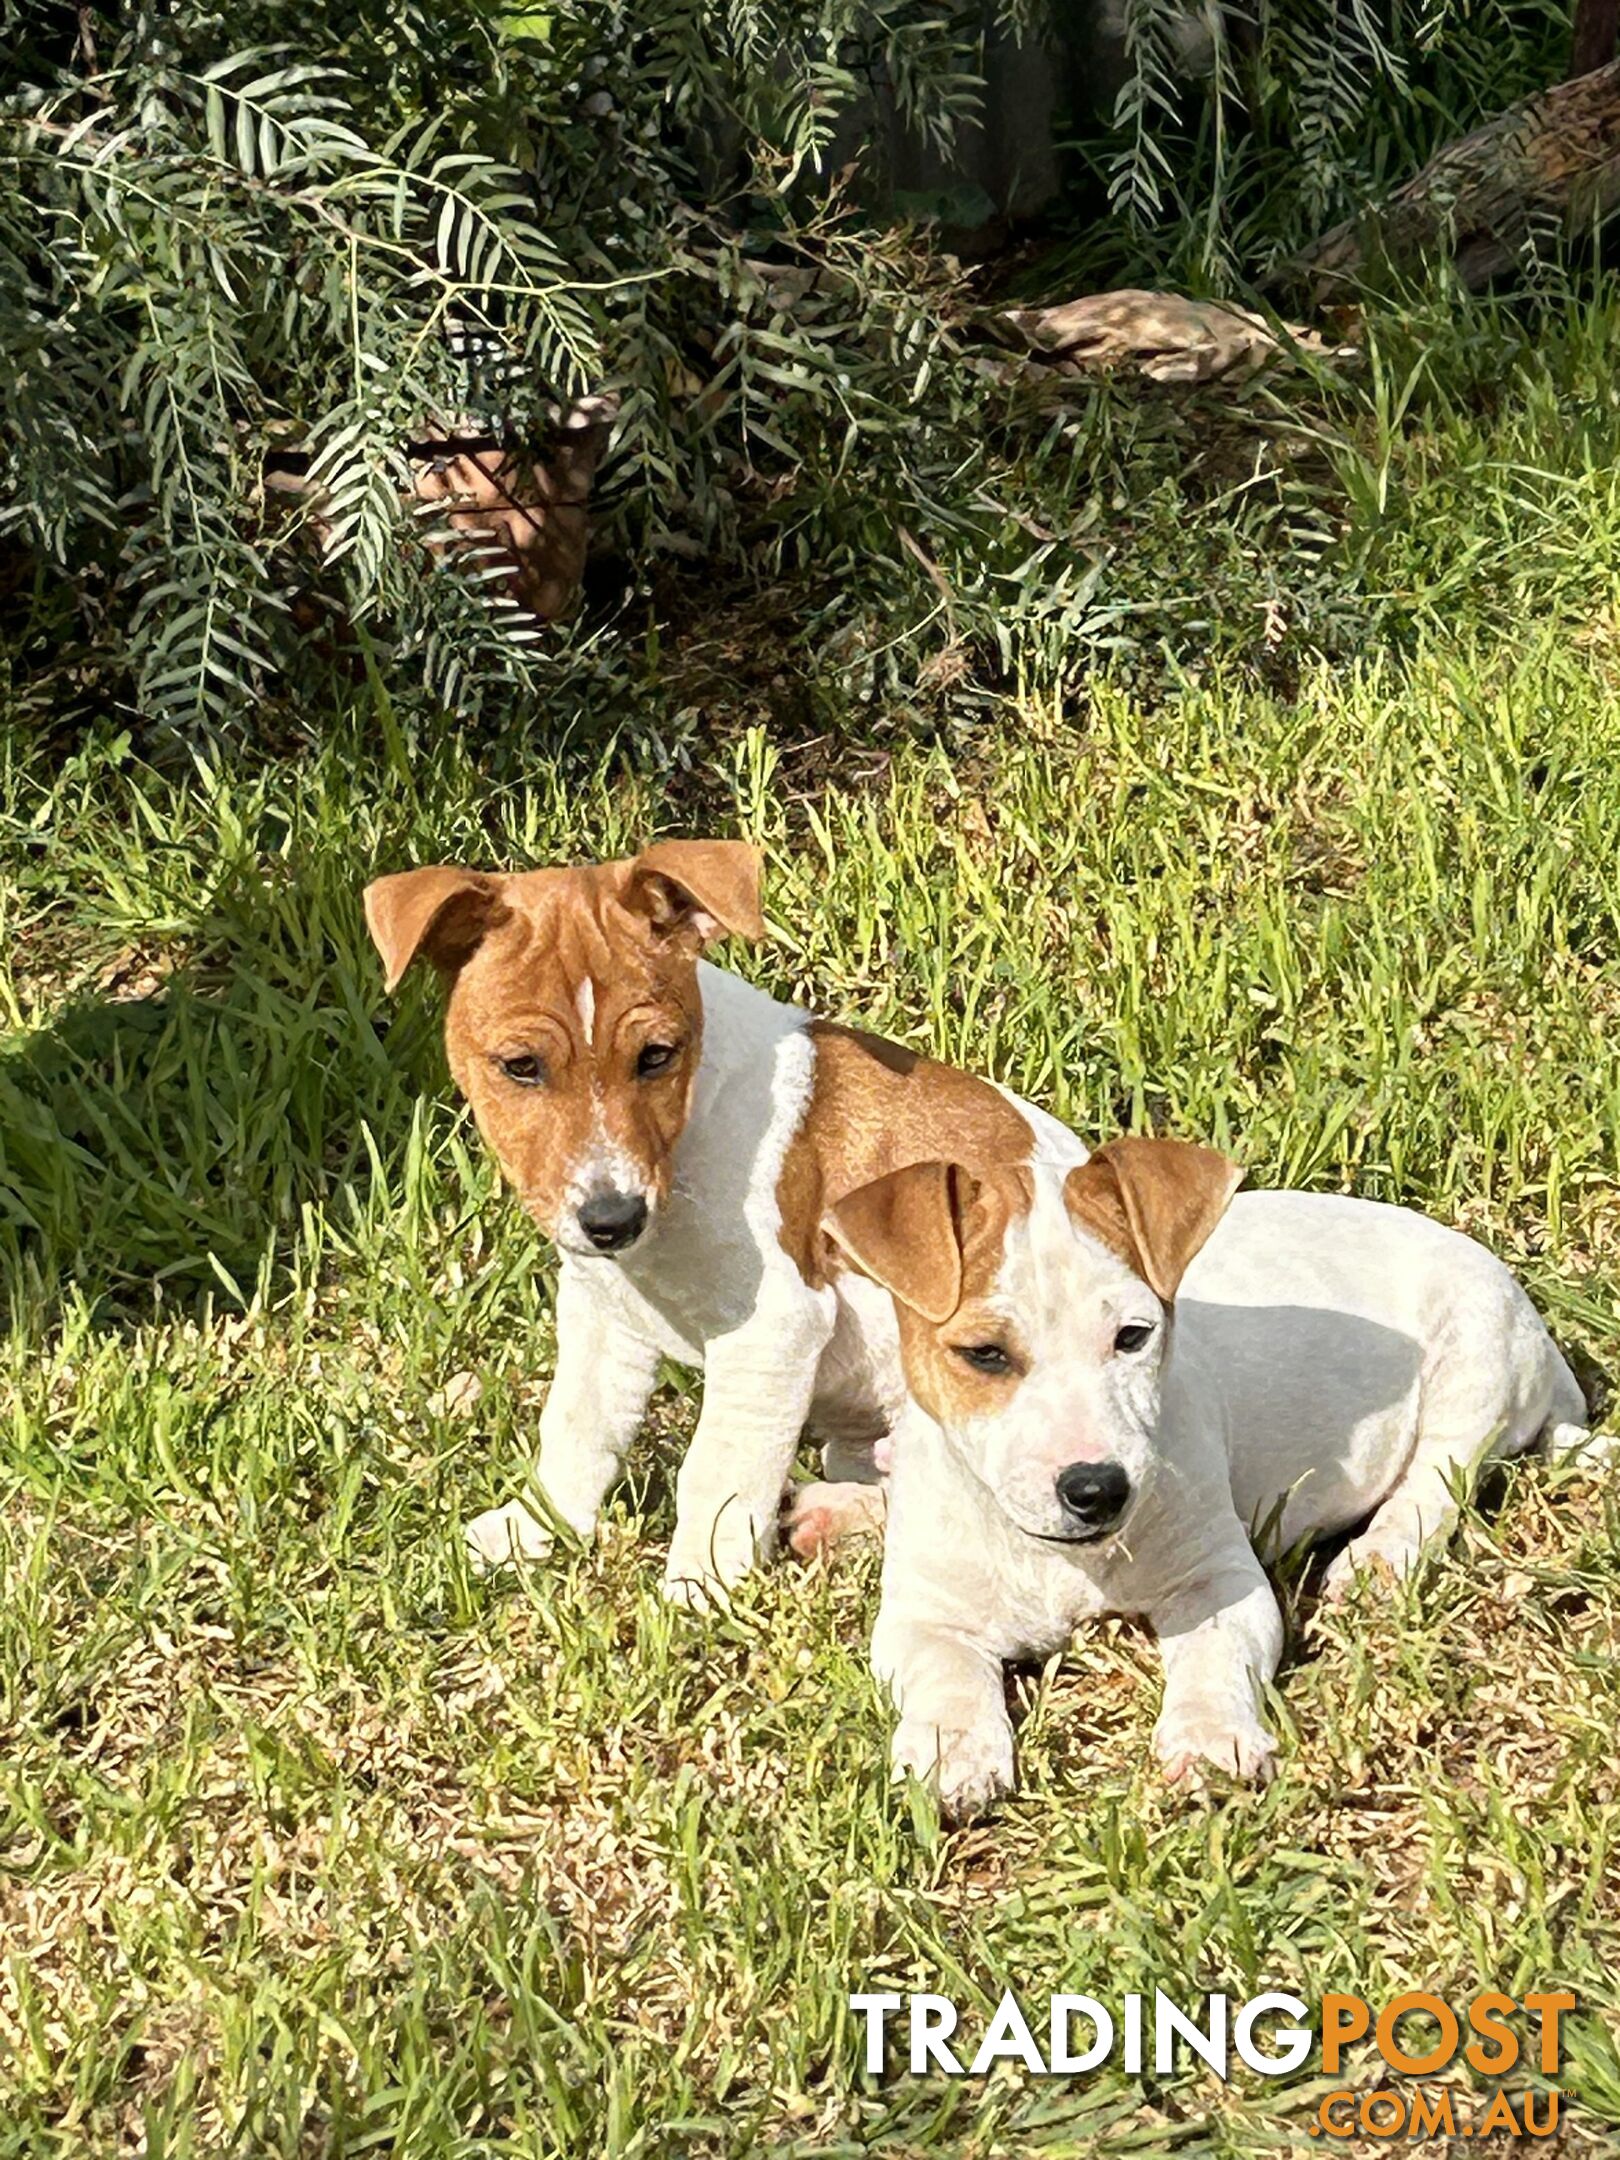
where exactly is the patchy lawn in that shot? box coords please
[0,621,1617,2155]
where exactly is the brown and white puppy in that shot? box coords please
[832,1139,1600,1817]
[364,842,1086,1602]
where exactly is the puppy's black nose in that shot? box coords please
[577,1190,648,1252]
[1054,1459,1131,1532]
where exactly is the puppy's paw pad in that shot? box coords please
[893,1717,1014,1823]
[464,1502,555,1574]
[1154,1711,1277,1791]
[784,1480,886,1560]
[784,1506,838,1562]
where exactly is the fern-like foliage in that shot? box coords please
[0,0,1583,735]
[1095,0,1573,283]
[0,0,981,734]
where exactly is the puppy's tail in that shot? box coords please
[1545,1421,1619,1471]
[1535,1354,1614,1470]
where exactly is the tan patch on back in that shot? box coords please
[777,1023,1036,1284]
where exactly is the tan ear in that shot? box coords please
[622,839,765,946]
[1065,1138,1244,1304]
[363,867,507,992]
[823,1161,964,1325]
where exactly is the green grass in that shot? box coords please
[3,283,1620,2156]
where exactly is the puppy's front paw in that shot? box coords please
[660,1562,733,1613]
[1321,1538,1408,1603]
[784,1479,887,1560]
[1154,1704,1277,1791]
[893,1714,1015,1822]
[661,1510,761,1610]
[464,1500,556,1573]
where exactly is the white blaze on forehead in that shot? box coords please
[576,977,596,1046]
[996,1164,1135,1357]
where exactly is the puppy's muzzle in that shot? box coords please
[576,1187,649,1254]
[1052,1459,1131,1540]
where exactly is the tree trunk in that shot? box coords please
[1571,0,1619,79]
[1281,56,1620,301]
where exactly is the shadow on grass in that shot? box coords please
[0,959,428,1319]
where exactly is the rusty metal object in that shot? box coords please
[408,396,616,621]
[264,394,617,623]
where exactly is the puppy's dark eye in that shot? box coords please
[1114,1322,1155,1354]
[636,1042,679,1078]
[955,1343,1012,1374]
[499,1054,546,1086]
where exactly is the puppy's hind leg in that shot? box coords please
[1547,1422,1619,1470]
[1324,1325,1580,1599]
[783,1430,890,1560]
[1322,1440,1481,1600]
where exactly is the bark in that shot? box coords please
[1571,0,1619,80]
[1282,56,1620,301]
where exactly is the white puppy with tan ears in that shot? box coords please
[823,1138,1599,1818]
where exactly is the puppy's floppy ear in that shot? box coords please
[823,1160,965,1325]
[363,867,508,992]
[1065,1137,1243,1304]
[622,839,765,946]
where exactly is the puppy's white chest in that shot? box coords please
[600,1216,741,1361]
[1007,1539,1121,1650]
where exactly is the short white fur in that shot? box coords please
[872,1178,1601,1816]
[465,962,1087,1601]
